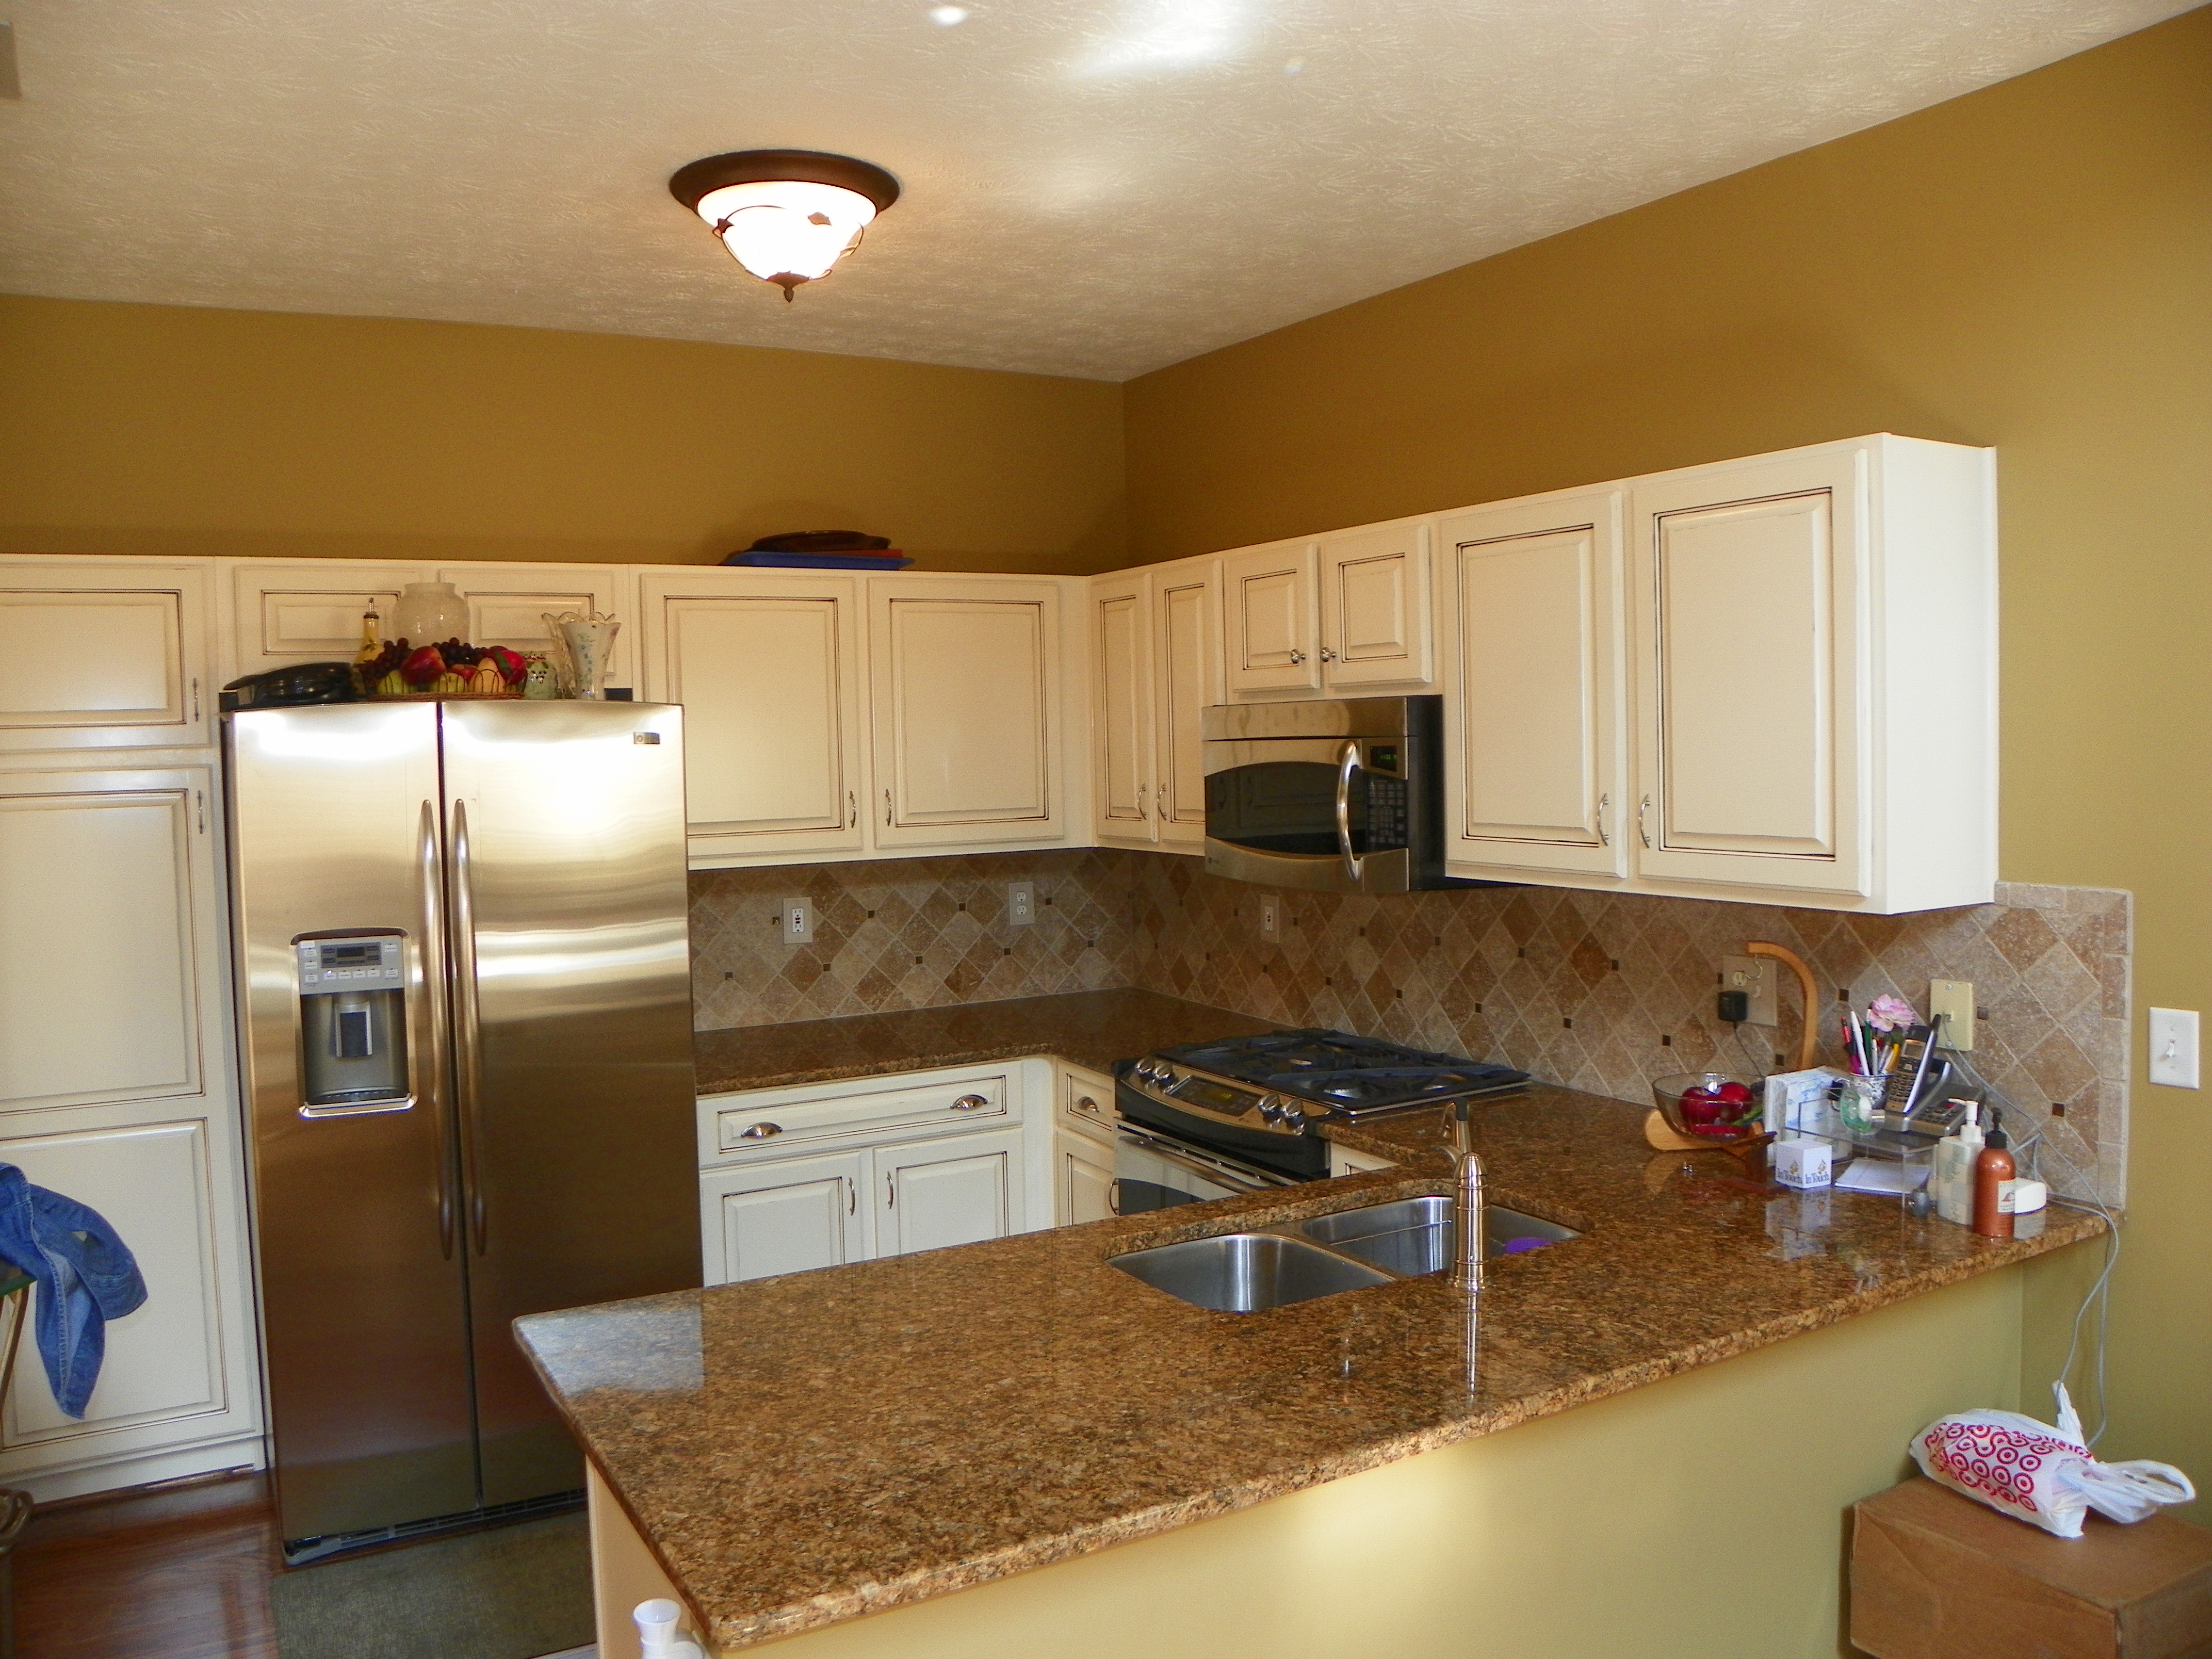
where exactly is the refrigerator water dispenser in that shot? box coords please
[295,934,409,1110]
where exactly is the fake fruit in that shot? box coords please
[1677,1078,1759,1137]
[485,645,525,686]
[470,661,507,693]
[401,645,446,686]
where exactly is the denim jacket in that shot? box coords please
[0,1164,147,1419]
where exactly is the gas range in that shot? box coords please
[1114,1028,1528,1185]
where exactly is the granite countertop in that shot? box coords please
[522,1010,2107,1653]
[692,987,1279,1096]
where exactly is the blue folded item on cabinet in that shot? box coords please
[0,1163,147,1419]
[719,552,914,570]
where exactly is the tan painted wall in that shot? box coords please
[0,297,1127,574]
[1125,8,2212,1517]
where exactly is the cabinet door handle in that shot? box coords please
[1319,646,1336,662]
[1596,793,1610,848]
[885,1172,896,1209]
[1076,1095,1101,1118]
[1137,789,1149,819]
[883,788,893,827]
[951,1094,989,1112]
[194,789,206,835]
[1638,794,1653,848]
[739,1121,783,1140]
[1287,648,1306,665]
[190,676,201,722]
[1155,784,1168,820]
[845,1176,856,1215]
[848,790,857,828]
[1109,1179,1121,1216]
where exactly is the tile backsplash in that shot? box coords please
[690,853,2129,1203]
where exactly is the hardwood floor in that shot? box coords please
[9,1469,279,1659]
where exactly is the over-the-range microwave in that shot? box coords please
[1202,696,1495,894]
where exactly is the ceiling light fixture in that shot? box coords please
[669,150,901,302]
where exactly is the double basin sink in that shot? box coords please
[1110,1195,1580,1313]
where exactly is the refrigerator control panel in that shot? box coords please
[296,935,404,995]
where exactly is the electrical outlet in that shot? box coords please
[2149,1007,2200,1089]
[780,897,814,946]
[1719,955,1778,1026]
[1007,882,1035,926]
[1928,980,1975,1049]
[1257,894,1281,945]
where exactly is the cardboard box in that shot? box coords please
[1851,1476,2212,1658]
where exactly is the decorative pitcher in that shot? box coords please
[543,608,620,700]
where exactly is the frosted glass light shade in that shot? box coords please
[693,180,878,291]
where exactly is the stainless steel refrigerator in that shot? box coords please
[224,700,699,1562]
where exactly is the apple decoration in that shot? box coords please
[401,645,447,687]
[1677,1078,1759,1138]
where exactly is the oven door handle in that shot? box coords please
[1115,1125,1296,1194]
[1333,739,1364,885]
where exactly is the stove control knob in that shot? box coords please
[1259,1094,1295,1126]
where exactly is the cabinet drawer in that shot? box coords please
[711,1072,1013,1159]
[1058,1066,1116,1143]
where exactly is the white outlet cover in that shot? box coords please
[1928,980,1976,1050]
[1007,882,1035,925]
[1258,896,1281,944]
[780,897,814,946]
[1720,955,1779,1027]
[2149,1007,2200,1089]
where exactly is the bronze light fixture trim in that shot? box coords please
[669,149,902,301]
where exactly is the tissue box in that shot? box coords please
[1773,1138,1833,1190]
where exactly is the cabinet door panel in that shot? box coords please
[1152,563,1219,849]
[1091,576,1154,844]
[439,564,629,686]
[1,565,209,751]
[1320,524,1432,689]
[0,776,208,1111]
[1056,1129,1116,1226]
[700,1152,867,1286]
[646,578,864,861]
[876,1128,1022,1257]
[1632,454,1863,893]
[1443,494,1625,879]
[1223,542,1320,694]
[0,1117,228,1445]
[230,564,428,681]
[872,583,1061,847]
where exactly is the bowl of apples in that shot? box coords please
[1651,1071,1765,1142]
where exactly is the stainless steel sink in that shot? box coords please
[1109,1232,1392,1312]
[1300,1197,1581,1276]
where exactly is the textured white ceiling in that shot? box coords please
[0,1,2187,381]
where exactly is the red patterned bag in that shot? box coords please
[1909,1386,2194,1538]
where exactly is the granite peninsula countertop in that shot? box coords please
[691,987,1279,1096]
[522,1012,2108,1653]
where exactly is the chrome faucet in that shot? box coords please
[1449,1100,1485,1293]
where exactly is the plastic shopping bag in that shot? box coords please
[1909,1386,2195,1538]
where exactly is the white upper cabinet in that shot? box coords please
[639,571,865,864]
[1318,521,1435,690]
[1150,559,1220,850]
[1090,570,1156,847]
[225,561,430,683]
[871,578,1063,849]
[1,561,211,753]
[1441,490,1628,881]
[438,564,631,687]
[1625,434,1994,910]
[1223,540,1321,696]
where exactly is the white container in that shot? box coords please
[390,580,470,647]
[1774,1138,1833,1190]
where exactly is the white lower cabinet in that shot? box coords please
[877,1129,1023,1257]
[1055,1129,1117,1226]
[700,1151,869,1285]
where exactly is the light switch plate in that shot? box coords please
[2149,1007,2200,1089]
[1257,894,1281,945]
[1007,882,1035,925]
[780,897,814,946]
[1929,980,1976,1050]
[1720,955,1778,1027]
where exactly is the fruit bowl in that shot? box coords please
[1651,1071,1765,1142]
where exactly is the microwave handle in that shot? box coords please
[1334,740,1364,885]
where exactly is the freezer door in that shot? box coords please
[439,700,700,1506]
[226,703,476,1546]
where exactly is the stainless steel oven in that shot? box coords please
[1203,696,1469,893]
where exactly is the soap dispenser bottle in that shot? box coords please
[1972,1126,2016,1239]
[1934,1104,1983,1226]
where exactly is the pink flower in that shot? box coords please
[1867,994,1918,1032]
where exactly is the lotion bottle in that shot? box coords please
[1933,1104,1982,1226]
[1972,1126,2015,1239]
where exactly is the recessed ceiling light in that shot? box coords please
[669,150,902,302]
[929,6,969,25]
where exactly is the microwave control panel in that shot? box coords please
[1366,773,1409,850]
[296,935,404,996]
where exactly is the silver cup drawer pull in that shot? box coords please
[950,1094,990,1112]
[738,1121,783,1140]
[1075,1096,1102,1116]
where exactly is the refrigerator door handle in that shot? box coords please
[450,798,490,1256]
[418,799,458,1260]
